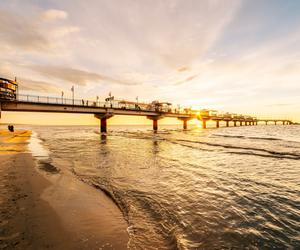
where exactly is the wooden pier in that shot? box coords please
[0,94,294,132]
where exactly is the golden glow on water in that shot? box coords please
[194,119,202,128]
[0,130,31,155]
[29,125,299,249]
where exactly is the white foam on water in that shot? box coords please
[28,131,49,160]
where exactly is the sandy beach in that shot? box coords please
[0,130,128,249]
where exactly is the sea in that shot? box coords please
[13,124,300,249]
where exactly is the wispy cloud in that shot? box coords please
[29,65,139,86]
[41,9,68,21]
[0,10,49,51]
[0,8,79,53]
[18,78,61,93]
[173,73,201,85]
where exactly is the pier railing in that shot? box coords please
[16,94,192,115]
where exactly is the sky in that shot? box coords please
[0,0,300,125]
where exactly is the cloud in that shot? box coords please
[0,9,79,53]
[18,78,61,93]
[41,9,68,21]
[265,103,295,107]
[0,64,61,94]
[0,10,49,51]
[29,65,139,86]
[177,67,190,72]
[174,73,201,85]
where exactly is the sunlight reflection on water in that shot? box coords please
[22,124,300,249]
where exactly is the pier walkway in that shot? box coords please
[0,94,294,132]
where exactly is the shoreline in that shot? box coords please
[0,130,129,249]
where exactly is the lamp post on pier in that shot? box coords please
[71,86,74,105]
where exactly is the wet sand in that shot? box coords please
[0,130,128,249]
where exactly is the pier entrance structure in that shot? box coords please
[0,77,294,132]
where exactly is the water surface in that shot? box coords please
[23,124,300,249]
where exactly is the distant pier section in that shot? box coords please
[0,77,294,132]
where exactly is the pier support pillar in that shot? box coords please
[101,118,107,133]
[183,120,187,130]
[216,120,219,128]
[94,113,114,133]
[240,121,243,126]
[148,116,164,132]
[226,121,229,127]
[153,119,158,131]
[265,121,268,125]
[234,121,237,127]
[202,119,207,129]
[245,122,248,126]
[283,121,285,125]
[178,117,192,130]
[275,121,277,125]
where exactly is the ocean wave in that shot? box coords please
[73,173,188,250]
[213,134,282,141]
[175,139,300,160]
[213,133,300,144]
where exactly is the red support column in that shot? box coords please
[202,119,207,129]
[240,121,243,126]
[234,121,237,127]
[216,120,219,128]
[226,121,229,127]
[101,118,107,133]
[148,116,163,132]
[183,120,187,130]
[153,119,158,131]
[94,113,113,134]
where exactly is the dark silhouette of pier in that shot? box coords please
[0,94,294,132]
